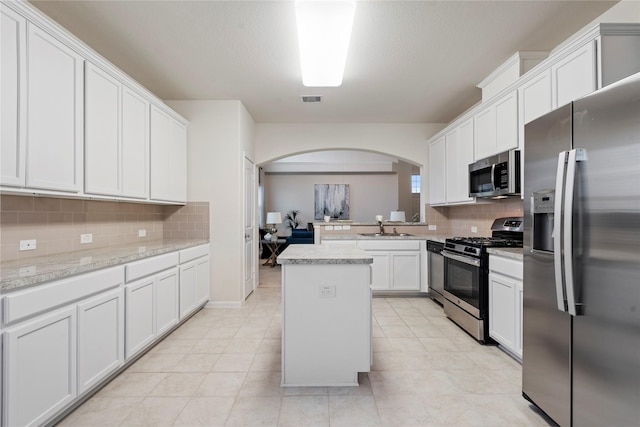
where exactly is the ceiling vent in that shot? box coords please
[301,95,322,103]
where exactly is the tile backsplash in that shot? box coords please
[0,195,209,262]
[426,199,524,236]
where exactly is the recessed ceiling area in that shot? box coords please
[30,0,618,123]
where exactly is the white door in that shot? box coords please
[244,156,256,299]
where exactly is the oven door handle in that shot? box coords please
[441,250,481,267]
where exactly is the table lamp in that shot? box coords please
[265,212,282,241]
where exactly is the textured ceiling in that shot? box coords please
[30,0,618,123]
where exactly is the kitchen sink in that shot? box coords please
[359,233,413,237]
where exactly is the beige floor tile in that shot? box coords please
[204,325,240,339]
[224,338,262,354]
[192,338,230,353]
[257,337,281,354]
[250,352,282,372]
[97,372,168,397]
[375,394,434,427]
[387,337,426,352]
[278,395,330,426]
[57,397,142,427]
[418,337,460,352]
[149,372,206,397]
[374,315,405,326]
[173,353,220,372]
[380,325,415,338]
[240,371,284,396]
[225,395,282,426]
[172,396,235,426]
[150,338,199,354]
[212,353,255,371]
[120,396,189,426]
[195,372,246,397]
[128,353,186,373]
[328,394,382,427]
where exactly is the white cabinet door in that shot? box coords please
[473,104,496,161]
[518,69,552,128]
[515,281,524,359]
[389,251,421,290]
[26,23,83,192]
[195,256,210,306]
[445,118,474,203]
[4,306,77,427]
[121,86,149,199]
[1,5,26,187]
[125,278,156,359]
[369,252,390,290]
[488,272,517,350]
[179,261,196,319]
[150,106,187,203]
[84,63,120,196]
[428,136,446,205]
[77,287,124,394]
[495,90,518,154]
[156,268,179,336]
[552,40,596,108]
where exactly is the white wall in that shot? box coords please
[264,172,398,231]
[167,100,255,305]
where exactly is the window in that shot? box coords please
[411,174,421,194]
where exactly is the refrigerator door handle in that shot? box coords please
[563,148,587,316]
[553,151,568,312]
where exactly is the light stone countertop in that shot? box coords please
[1,239,209,292]
[277,244,373,265]
[487,247,524,260]
[321,233,449,242]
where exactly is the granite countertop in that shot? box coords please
[487,247,523,260]
[277,244,373,265]
[321,233,448,242]
[0,239,210,292]
[314,221,428,226]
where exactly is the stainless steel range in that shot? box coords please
[442,217,523,343]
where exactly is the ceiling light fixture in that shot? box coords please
[295,0,356,87]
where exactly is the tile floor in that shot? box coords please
[58,265,555,426]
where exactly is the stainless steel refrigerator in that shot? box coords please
[522,71,640,427]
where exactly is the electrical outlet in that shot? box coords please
[428,225,437,231]
[471,226,478,233]
[319,285,336,298]
[19,239,36,251]
[138,229,146,237]
[19,266,35,276]
[343,224,351,230]
[80,233,93,244]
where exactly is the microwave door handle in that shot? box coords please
[553,151,567,312]
[490,163,496,191]
[563,148,587,316]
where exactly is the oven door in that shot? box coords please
[442,249,482,318]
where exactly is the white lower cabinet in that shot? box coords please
[323,240,425,291]
[125,277,156,359]
[179,256,210,319]
[156,268,180,336]
[77,287,125,394]
[4,306,77,427]
[488,254,523,360]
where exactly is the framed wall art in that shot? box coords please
[314,184,350,220]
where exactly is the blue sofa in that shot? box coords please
[286,229,314,244]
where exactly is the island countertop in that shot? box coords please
[277,244,373,265]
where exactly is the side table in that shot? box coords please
[260,239,287,267]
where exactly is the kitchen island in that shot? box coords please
[277,244,373,387]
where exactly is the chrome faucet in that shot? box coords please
[378,220,385,234]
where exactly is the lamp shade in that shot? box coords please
[266,212,282,224]
[389,211,406,222]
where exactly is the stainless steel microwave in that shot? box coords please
[468,149,521,198]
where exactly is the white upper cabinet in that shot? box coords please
[1,1,186,204]
[1,5,26,187]
[85,63,149,199]
[26,23,84,193]
[150,106,187,203]
[445,118,474,204]
[428,135,446,205]
[121,87,150,199]
[474,90,518,160]
[551,40,596,109]
[85,63,121,196]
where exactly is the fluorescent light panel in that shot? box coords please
[295,0,356,87]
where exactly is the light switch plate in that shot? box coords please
[428,225,437,230]
[138,229,147,237]
[471,226,478,233]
